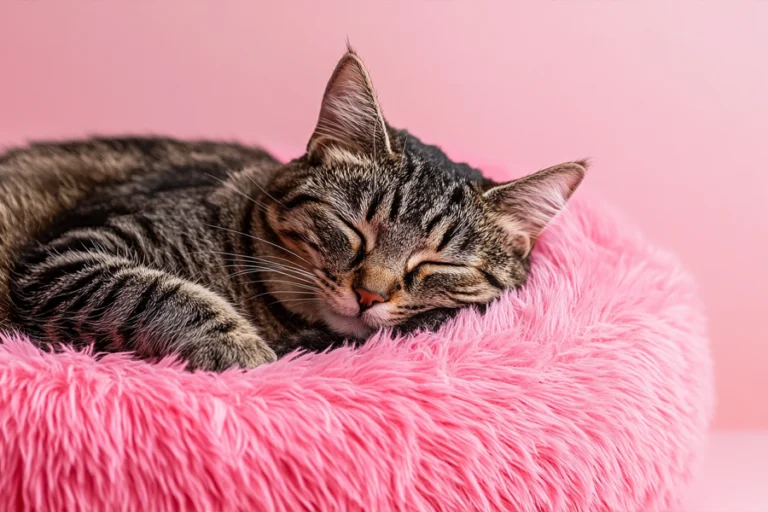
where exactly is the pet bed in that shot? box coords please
[0,196,714,511]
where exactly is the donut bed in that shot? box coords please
[0,197,714,511]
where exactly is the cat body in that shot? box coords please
[0,50,585,370]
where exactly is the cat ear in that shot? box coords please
[483,161,587,256]
[307,48,393,163]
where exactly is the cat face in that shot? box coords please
[263,48,585,338]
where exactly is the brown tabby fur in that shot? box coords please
[0,49,585,370]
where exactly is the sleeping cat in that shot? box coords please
[0,49,586,371]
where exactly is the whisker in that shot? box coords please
[236,256,318,279]
[372,116,378,162]
[254,252,314,269]
[220,260,317,283]
[316,272,341,290]
[221,259,318,282]
[205,224,311,264]
[253,290,317,299]
[268,298,323,307]
[245,174,285,208]
[228,266,317,285]
[239,278,318,291]
[225,264,317,286]
[205,173,269,213]
[194,250,317,279]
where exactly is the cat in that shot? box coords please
[0,48,586,371]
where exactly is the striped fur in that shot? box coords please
[0,50,585,371]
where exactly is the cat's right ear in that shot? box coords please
[483,161,587,257]
[307,49,393,164]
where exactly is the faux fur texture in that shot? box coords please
[0,198,714,511]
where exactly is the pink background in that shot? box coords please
[1,1,765,429]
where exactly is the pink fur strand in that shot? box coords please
[0,198,714,511]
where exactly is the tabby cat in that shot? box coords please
[0,49,586,371]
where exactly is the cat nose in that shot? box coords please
[354,287,389,308]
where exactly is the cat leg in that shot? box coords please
[11,251,276,371]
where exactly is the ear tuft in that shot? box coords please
[345,38,357,55]
[483,161,587,255]
[307,49,392,163]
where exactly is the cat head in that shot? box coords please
[263,48,586,338]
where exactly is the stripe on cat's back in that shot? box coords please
[102,223,144,253]
[179,232,200,264]
[93,136,165,158]
[48,232,117,258]
[168,242,191,273]
[140,165,227,193]
[135,216,162,246]
[36,203,132,245]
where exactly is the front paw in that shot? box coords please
[183,324,277,372]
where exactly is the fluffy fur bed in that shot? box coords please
[0,198,713,511]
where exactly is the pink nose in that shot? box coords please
[354,287,388,308]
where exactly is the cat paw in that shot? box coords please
[183,324,277,372]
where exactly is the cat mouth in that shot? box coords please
[322,310,375,338]
[318,295,396,338]
[320,304,398,338]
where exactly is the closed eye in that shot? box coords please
[406,260,468,278]
[334,215,367,268]
[403,260,470,289]
[413,261,466,270]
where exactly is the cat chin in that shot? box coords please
[321,310,375,339]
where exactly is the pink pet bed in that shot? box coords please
[0,197,713,511]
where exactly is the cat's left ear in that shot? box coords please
[307,48,393,163]
[483,161,587,256]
